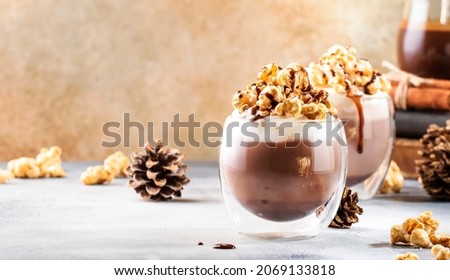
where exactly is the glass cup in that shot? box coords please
[219,115,348,239]
[328,92,395,200]
[398,0,450,79]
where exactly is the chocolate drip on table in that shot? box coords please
[213,243,236,250]
[347,93,364,154]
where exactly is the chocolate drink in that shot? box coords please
[398,20,450,79]
[345,117,391,185]
[221,139,342,222]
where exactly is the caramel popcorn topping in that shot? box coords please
[232,63,337,120]
[308,45,391,95]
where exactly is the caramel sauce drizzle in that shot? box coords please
[346,87,364,154]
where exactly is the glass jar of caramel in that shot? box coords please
[398,0,450,79]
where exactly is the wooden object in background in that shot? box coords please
[392,138,421,179]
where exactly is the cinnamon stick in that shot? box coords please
[389,84,450,111]
[390,78,450,90]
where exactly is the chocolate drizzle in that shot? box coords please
[213,243,236,250]
[265,93,279,109]
[363,72,380,94]
[347,92,364,154]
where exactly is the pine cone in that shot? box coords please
[416,121,450,200]
[127,141,190,201]
[329,187,364,229]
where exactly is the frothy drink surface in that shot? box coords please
[221,140,342,222]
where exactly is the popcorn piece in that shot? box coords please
[431,245,450,260]
[395,252,419,260]
[430,233,450,247]
[402,218,425,234]
[7,157,41,179]
[0,169,14,183]
[274,97,302,118]
[257,63,281,83]
[410,229,431,248]
[246,80,267,96]
[104,151,130,177]
[391,225,409,244]
[7,145,66,179]
[417,211,439,236]
[308,103,328,120]
[232,89,257,113]
[308,45,391,95]
[277,63,311,92]
[80,165,114,185]
[36,146,66,178]
[380,161,404,194]
[256,85,285,115]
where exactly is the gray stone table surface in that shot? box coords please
[0,162,449,260]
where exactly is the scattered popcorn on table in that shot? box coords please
[431,245,450,260]
[417,211,440,236]
[81,151,129,185]
[395,252,419,260]
[7,146,66,179]
[380,161,404,194]
[430,233,450,248]
[36,146,66,178]
[410,229,431,248]
[104,151,130,178]
[390,211,441,248]
[7,157,41,179]
[0,169,14,184]
[80,165,114,185]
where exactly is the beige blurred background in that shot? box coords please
[0,0,403,161]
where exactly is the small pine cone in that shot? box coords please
[416,121,450,200]
[127,141,190,201]
[329,187,364,229]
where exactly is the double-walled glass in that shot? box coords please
[219,115,347,238]
[328,92,395,199]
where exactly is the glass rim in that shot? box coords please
[226,113,343,124]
